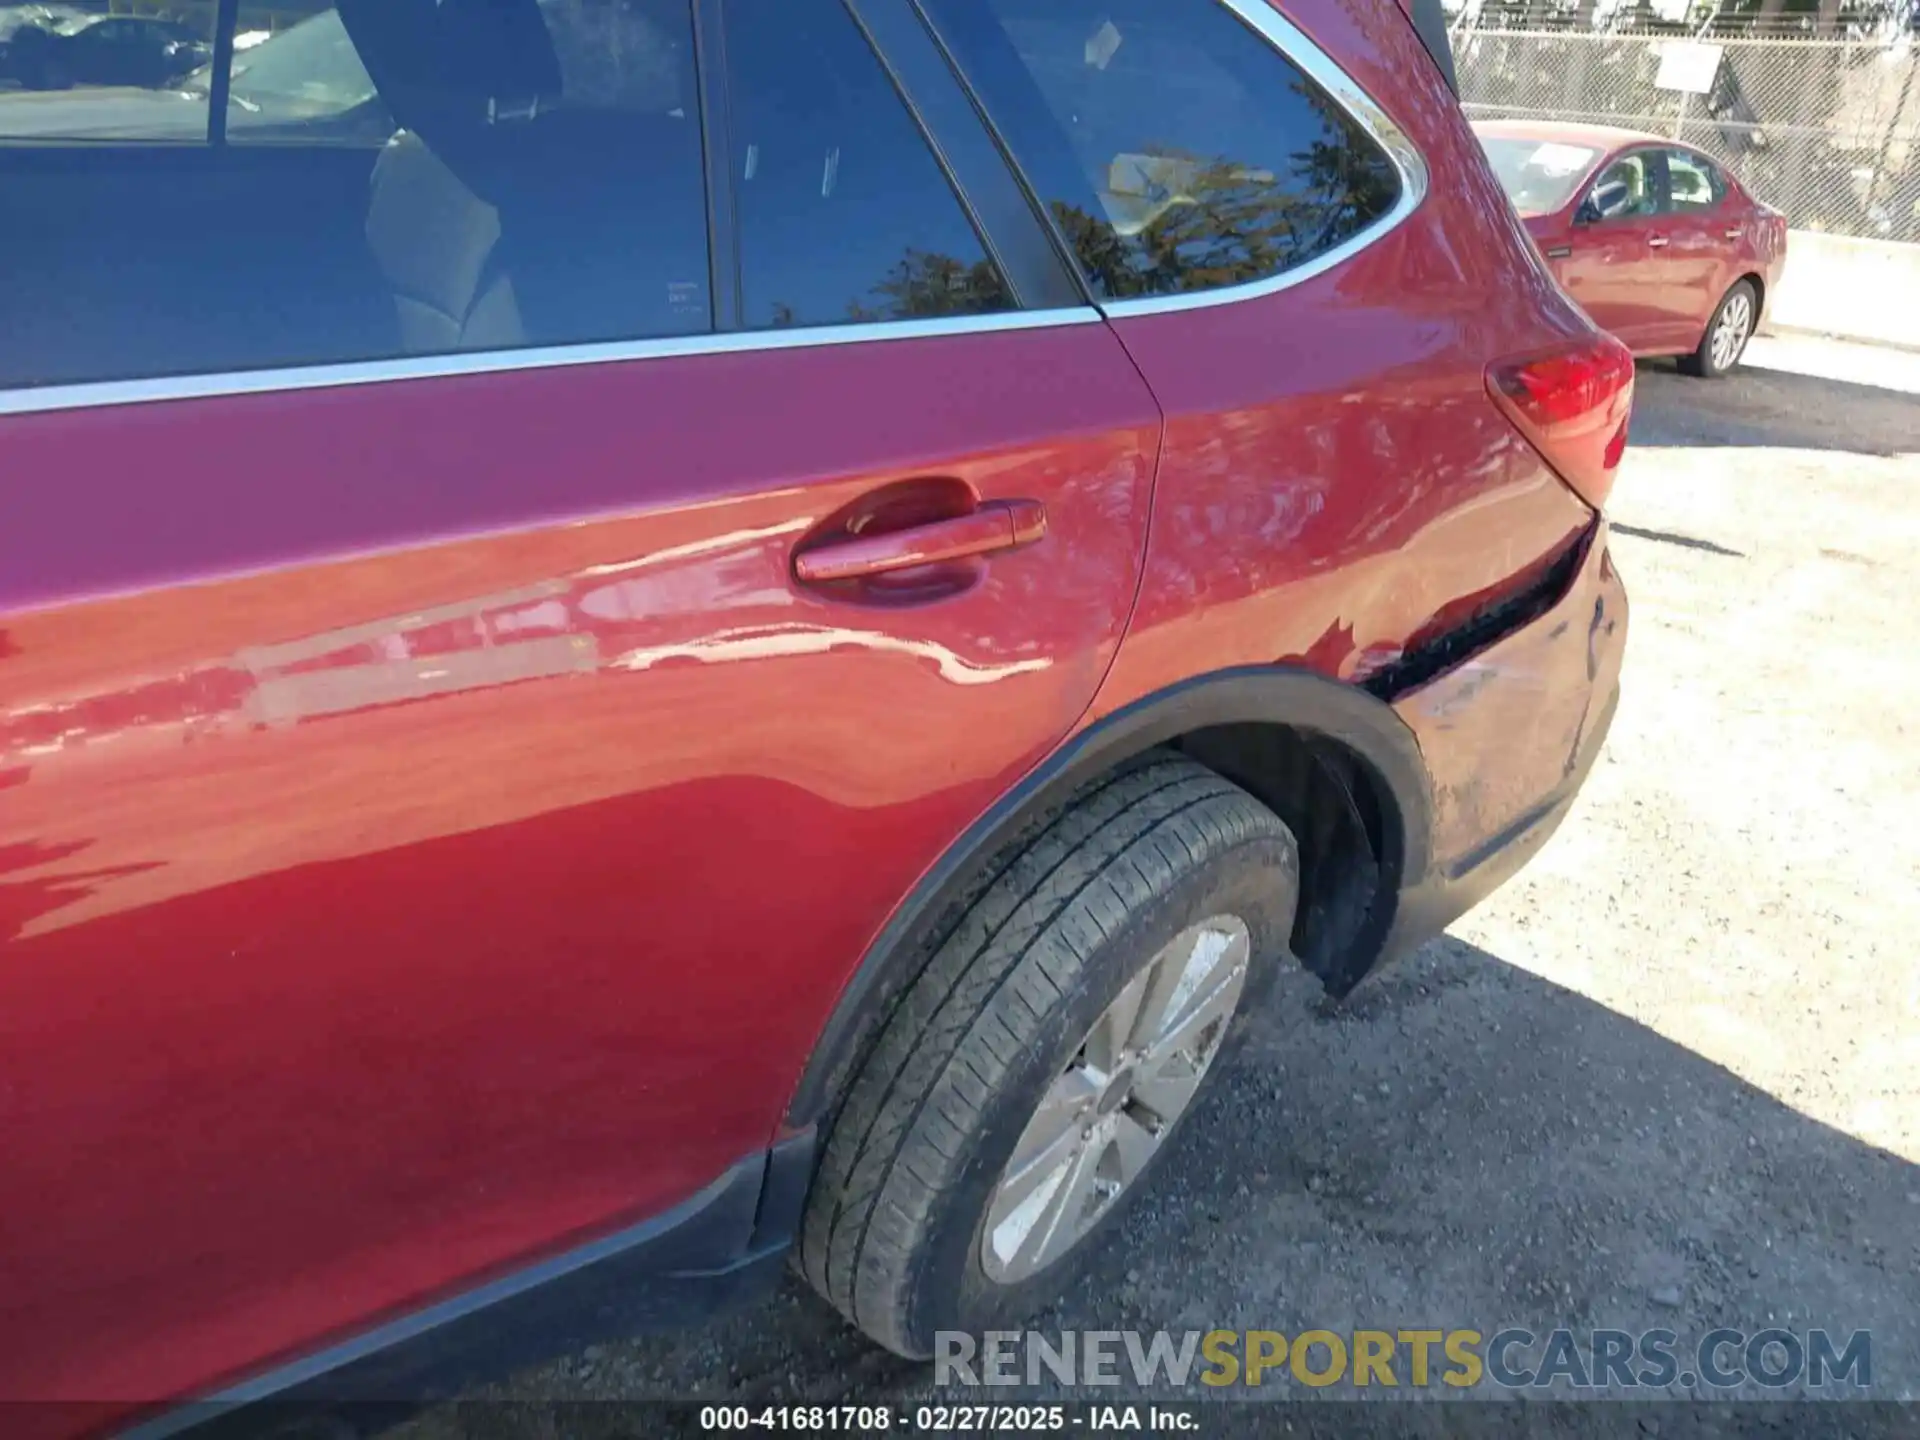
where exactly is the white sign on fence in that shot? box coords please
[1655,41,1724,95]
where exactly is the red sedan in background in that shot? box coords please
[1,0,1631,1432]
[1475,119,1788,377]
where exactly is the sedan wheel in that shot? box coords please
[1710,289,1753,372]
[1683,279,1757,379]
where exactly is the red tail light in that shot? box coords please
[1487,334,1635,510]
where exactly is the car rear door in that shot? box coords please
[0,0,1158,1411]
[1557,146,1672,348]
[1659,146,1737,344]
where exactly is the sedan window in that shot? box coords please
[1666,149,1724,213]
[1585,152,1660,221]
[0,9,213,139]
[1477,135,1601,216]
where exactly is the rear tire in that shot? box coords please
[1680,278,1757,378]
[798,753,1299,1357]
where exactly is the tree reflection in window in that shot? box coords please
[1053,129,1399,298]
[921,0,1402,302]
[848,251,1012,323]
[762,250,1009,327]
[726,0,1013,332]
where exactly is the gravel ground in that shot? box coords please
[401,335,1919,1433]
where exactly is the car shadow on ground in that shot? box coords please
[1611,522,1745,558]
[395,938,1918,1437]
[1630,359,1920,457]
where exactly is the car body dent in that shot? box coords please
[1395,528,1623,870]
[782,658,1438,1128]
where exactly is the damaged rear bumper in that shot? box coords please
[1379,522,1628,964]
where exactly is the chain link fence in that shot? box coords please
[1454,27,1920,242]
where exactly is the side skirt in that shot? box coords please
[126,1131,817,1439]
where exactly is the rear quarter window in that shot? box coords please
[918,0,1404,303]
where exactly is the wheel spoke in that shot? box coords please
[1129,1050,1206,1127]
[1126,934,1208,1055]
[1108,1111,1161,1186]
[985,1139,1082,1275]
[1141,934,1247,1063]
[1132,986,1242,1124]
[991,1068,1098,1219]
[1017,1127,1107,1275]
[1086,966,1152,1072]
[980,912,1253,1285]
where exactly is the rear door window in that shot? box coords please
[0,0,711,390]
[916,0,1402,302]
[722,0,1013,330]
[1665,149,1724,213]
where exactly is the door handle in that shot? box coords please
[1723,228,1742,240]
[794,499,1047,584]
[1647,235,1670,248]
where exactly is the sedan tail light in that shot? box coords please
[1486,335,1635,510]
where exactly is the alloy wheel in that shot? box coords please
[980,915,1252,1284]
[1711,290,1753,372]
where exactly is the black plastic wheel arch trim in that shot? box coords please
[783,665,1435,1130]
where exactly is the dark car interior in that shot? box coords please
[0,0,711,389]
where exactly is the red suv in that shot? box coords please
[0,0,1627,1430]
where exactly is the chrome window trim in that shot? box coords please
[1096,0,1431,322]
[0,308,1103,418]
